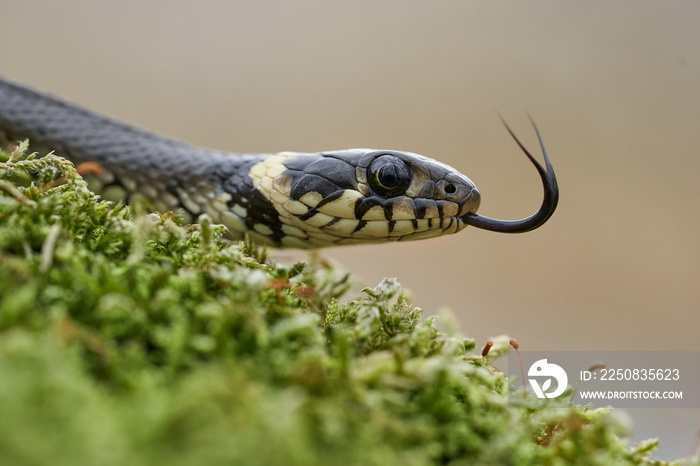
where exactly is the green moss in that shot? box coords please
[0,143,693,465]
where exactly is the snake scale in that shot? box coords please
[0,76,558,248]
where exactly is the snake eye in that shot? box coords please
[367,155,412,197]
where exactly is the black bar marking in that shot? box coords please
[354,197,384,220]
[299,208,318,221]
[315,190,345,210]
[353,220,368,233]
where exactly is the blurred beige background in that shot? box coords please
[2,0,698,459]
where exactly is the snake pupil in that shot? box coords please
[367,155,411,197]
[377,164,401,188]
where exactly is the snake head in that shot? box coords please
[249,149,481,247]
[247,122,557,248]
[350,149,482,241]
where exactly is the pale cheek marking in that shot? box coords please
[267,163,286,178]
[249,154,290,193]
[316,190,364,218]
[361,205,386,221]
[299,191,322,208]
[321,218,360,236]
[249,162,267,179]
[260,176,273,192]
[390,196,415,220]
[353,221,389,239]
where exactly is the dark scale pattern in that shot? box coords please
[320,149,367,167]
[300,157,357,190]
[436,201,445,219]
[354,197,384,219]
[208,154,285,243]
[0,76,281,242]
[290,174,343,201]
[285,151,363,203]
[414,199,434,219]
[314,190,345,210]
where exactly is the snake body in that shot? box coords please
[0,76,558,248]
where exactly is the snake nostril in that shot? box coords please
[444,184,456,194]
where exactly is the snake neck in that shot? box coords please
[0,77,293,245]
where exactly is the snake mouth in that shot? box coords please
[282,189,482,246]
[457,188,481,218]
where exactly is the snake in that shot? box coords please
[0,76,558,248]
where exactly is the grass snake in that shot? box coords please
[0,76,558,248]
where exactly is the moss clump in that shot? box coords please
[0,143,691,465]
